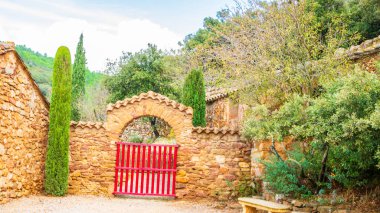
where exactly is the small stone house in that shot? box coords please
[0,42,49,203]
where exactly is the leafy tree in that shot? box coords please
[71,33,87,121]
[182,68,206,127]
[105,44,177,102]
[105,44,178,139]
[44,46,72,196]
[184,0,359,107]
[344,0,380,41]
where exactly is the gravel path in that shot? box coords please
[0,195,240,213]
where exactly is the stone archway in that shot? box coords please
[104,91,193,144]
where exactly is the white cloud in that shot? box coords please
[0,0,182,71]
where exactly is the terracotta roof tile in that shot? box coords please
[192,126,240,135]
[70,121,105,129]
[206,87,238,103]
[106,91,193,115]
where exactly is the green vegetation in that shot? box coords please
[244,71,380,197]
[182,68,206,127]
[15,44,106,102]
[71,34,87,121]
[105,43,178,102]
[15,45,53,98]
[44,46,72,196]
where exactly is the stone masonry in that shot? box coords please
[68,91,251,200]
[0,42,49,204]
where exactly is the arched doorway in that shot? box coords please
[104,91,193,197]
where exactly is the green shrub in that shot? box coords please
[182,68,206,127]
[244,70,380,194]
[129,134,143,143]
[44,46,72,196]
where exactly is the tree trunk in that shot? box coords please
[318,144,329,186]
[149,117,160,139]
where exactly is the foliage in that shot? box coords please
[182,68,206,127]
[263,154,312,198]
[244,71,380,196]
[44,46,72,196]
[71,34,87,121]
[78,83,109,121]
[15,45,53,98]
[129,134,143,143]
[345,0,380,42]
[183,0,358,107]
[105,44,178,102]
[15,44,105,102]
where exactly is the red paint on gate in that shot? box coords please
[113,142,179,197]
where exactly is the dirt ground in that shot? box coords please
[0,195,240,213]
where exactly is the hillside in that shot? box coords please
[15,45,106,100]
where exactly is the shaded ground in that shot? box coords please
[0,195,240,213]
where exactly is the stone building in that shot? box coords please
[0,42,49,204]
[206,87,248,129]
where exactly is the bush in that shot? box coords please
[44,46,72,196]
[244,70,380,195]
[129,134,143,143]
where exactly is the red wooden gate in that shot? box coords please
[113,142,179,197]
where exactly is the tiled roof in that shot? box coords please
[70,121,105,129]
[106,91,193,115]
[346,35,380,60]
[192,126,240,135]
[0,41,49,109]
[206,86,238,103]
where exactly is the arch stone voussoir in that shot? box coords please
[104,91,193,144]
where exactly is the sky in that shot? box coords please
[0,0,235,71]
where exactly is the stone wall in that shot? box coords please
[0,48,49,204]
[206,97,247,129]
[68,123,114,195]
[68,92,252,201]
[176,128,251,200]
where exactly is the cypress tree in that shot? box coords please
[182,68,206,127]
[45,46,72,196]
[71,33,86,121]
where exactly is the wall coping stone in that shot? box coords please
[192,126,240,135]
[106,91,193,115]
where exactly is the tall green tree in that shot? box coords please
[45,46,72,196]
[71,33,86,121]
[182,68,206,127]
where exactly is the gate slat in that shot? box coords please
[113,143,120,192]
[172,146,178,195]
[151,146,156,194]
[130,145,135,193]
[124,144,131,193]
[167,146,172,195]
[140,145,146,194]
[135,145,141,193]
[162,146,167,195]
[156,146,161,195]
[146,145,151,194]
[119,144,125,192]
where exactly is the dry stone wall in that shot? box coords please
[0,49,49,204]
[68,92,252,200]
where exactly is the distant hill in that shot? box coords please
[15,45,107,100]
